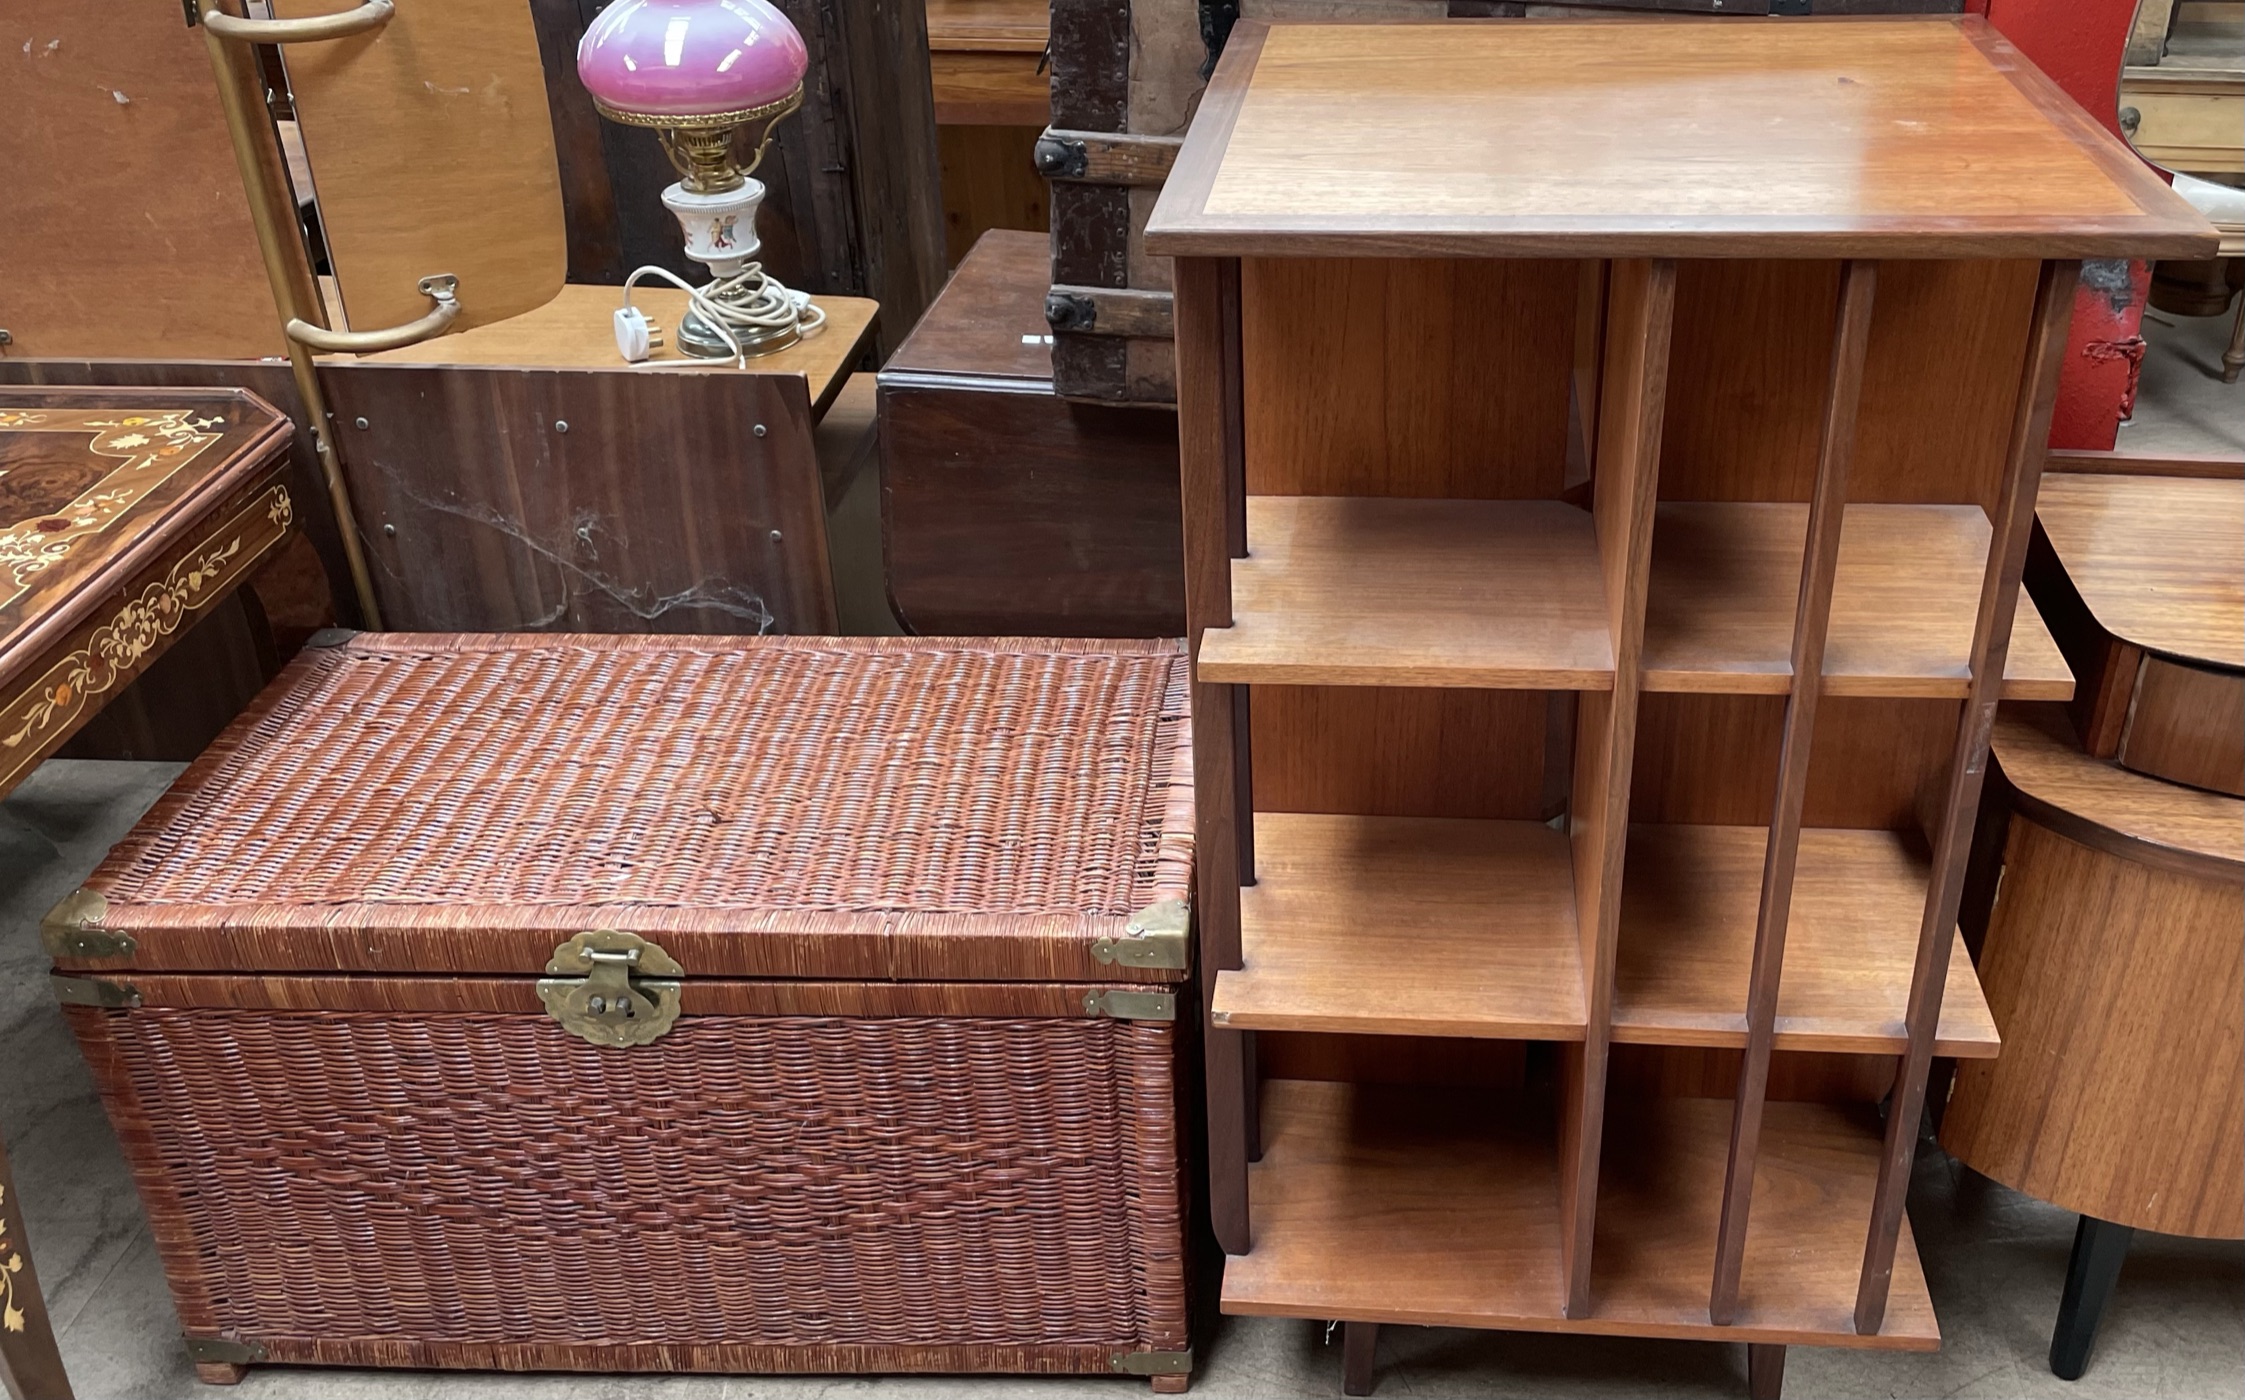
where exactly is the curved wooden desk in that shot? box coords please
[1941,460,2244,1382]
[2028,467,2243,795]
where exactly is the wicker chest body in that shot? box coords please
[46,633,1196,1389]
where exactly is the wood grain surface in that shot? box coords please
[273,0,567,333]
[1941,817,2243,1238]
[323,365,836,633]
[1642,503,2073,699]
[1241,258,1578,498]
[2033,473,2243,667]
[1147,20,2218,258]
[1994,706,2243,881]
[0,0,285,359]
[1248,686,1555,821]
[1609,825,1997,1058]
[1198,497,1615,689]
[1223,1080,1940,1349]
[1214,812,1587,1040]
[2118,655,2244,797]
[355,286,878,420]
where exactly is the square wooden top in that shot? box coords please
[1145,18,2218,260]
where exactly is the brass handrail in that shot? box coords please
[286,275,460,353]
[198,0,393,43]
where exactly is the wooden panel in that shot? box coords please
[1215,813,1587,1040]
[930,51,1050,125]
[1256,1034,1529,1090]
[359,286,877,419]
[926,0,1049,51]
[1223,1080,1940,1348]
[2120,655,2245,796]
[322,365,834,633]
[274,0,567,333]
[0,0,283,358]
[1994,706,2243,879]
[1146,20,2217,259]
[1610,825,1998,1057]
[1608,1045,1901,1105]
[1941,818,2244,1238]
[1658,259,1840,503]
[1659,259,2038,509]
[1249,685,1554,821]
[879,383,1183,637]
[2034,473,2243,666]
[886,230,1054,380]
[1240,258,1578,498]
[1199,497,1614,689]
[938,125,1050,266]
[1852,259,2040,511]
[1642,503,2073,698]
[1632,695,1961,832]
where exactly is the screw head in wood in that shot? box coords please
[354,417,369,430]
[753,423,767,438]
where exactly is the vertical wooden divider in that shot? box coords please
[1560,257,1674,1317]
[1175,255,1254,1256]
[1708,260,1879,1325]
[1854,258,2082,1333]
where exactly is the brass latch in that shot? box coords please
[1091,898,1190,971]
[537,930,683,1047]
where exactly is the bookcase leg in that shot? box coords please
[1341,1321,1379,1397]
[194,1362,249,1385]
[2050,1215,2133,1381]
[1150,1372,1191,1394]
[1746,1343,1785,1399]
[1243,1030,1262,1163]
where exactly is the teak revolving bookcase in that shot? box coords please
[1143,17,2217,1397]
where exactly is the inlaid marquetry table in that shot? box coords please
[0,385,297,1400]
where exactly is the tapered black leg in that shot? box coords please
[1747,1343,1785,1399]
[1341,1322,1378,1397]
[2050,1215,2134,1380]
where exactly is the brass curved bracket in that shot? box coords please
[198,0,395,44]
[286,274,460,354]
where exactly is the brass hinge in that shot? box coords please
[1092,899,1190,971]
[51,974,141,1008]
[538,929,684,1047]
[41,889,133,961]
[1111,1348,1192,1376]
[1083,989,1176,1022]
[185,1336,268,1365]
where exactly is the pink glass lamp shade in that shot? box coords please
[577,0,808,125]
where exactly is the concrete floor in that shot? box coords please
[3,309,2240,1399]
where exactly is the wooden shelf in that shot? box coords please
[1224,1078,1940,1349]
[1642,502,2073,699]
[1212,813,1586,1040]
[1196,496,1615,690]
[1611,824,1998,1058]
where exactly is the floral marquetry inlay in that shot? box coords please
[0,410,226,611]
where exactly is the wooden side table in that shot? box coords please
[0,385,297,1400]
[1942,459,2244,1383]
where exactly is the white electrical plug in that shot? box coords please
[614,306,664,363]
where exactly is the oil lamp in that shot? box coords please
[577,0,823,358]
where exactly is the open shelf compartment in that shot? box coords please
[1197,496,1616,690]
[1212,812,1588,1040]
[1609,824,1998,1057]
[1224,1078,1940,1349]
[1642,502,2073,698]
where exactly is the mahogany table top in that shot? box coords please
[1146,17,2219,260]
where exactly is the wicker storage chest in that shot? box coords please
[46,632,1196,1389]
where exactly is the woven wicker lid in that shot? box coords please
[57,633,1194,983]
